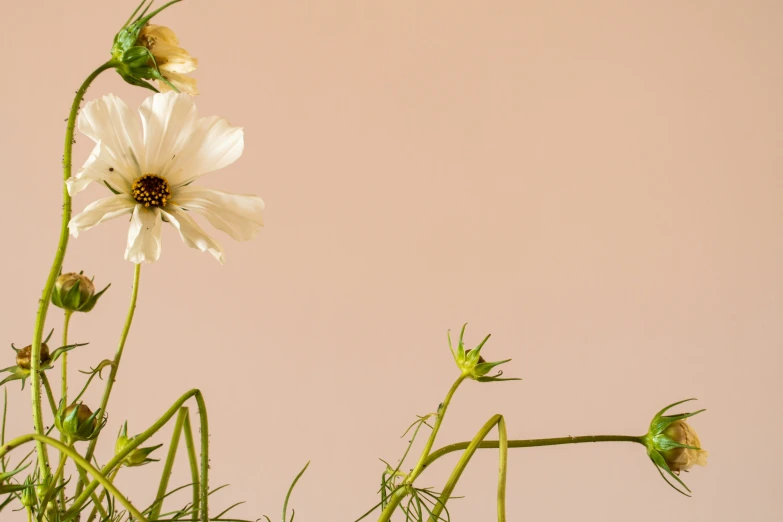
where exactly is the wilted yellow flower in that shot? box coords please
[644,398,708,496]
[138,24,198,95]
[661,419,708,473]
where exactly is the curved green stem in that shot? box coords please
[29,60,115,479]
[68,389,210,522]
[426,415,504,522]
[150,407,188,520]
[497,417,507,522]
[75,263,141,499]
[407,376,465,483]
[0,433,147,521]
[424,434,645,467]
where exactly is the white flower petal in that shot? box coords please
[138,92,198,175]
[157,71,199,95]
[67,141,135,196]
[69,194,136,237]
[163,116,243,187]
[125,205,163,264]
[77,94,143,173]
[162,206,225,263]
[172,185,264,241]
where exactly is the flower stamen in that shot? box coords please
[132,174,171,207]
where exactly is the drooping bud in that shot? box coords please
[115,422,162,467]
[56,402,106,442]
[643,398,708,496]
[448,324,519,383]
[52,272,110,313]
[111,0,197,93]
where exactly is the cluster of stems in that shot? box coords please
[5,62,213,522]
[370,374,645,522]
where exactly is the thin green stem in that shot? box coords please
[150,408,188,520]
[36,451,67,522]
[29,60,115,479]
[424,434,646,468]
[497,417,507,522]
[375,376,466,522]
[39,374,58,418]
[26,506,32,522]
[86,467,120,522]
[67,389,210,522]
[0,433,147,521]
[183,408,200,521]
[75,263,141,499]
[427,415,503,522]
[407,376,466,483]
[61,311,72,404]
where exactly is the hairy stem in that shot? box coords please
[407,376,466,483]
[183,407,201,521]
[67,389,210,522]
[0,433,147,521]
[150,407,188,520]
[424,434,646,467]
[29,60,115,479]
[75,263,141,499]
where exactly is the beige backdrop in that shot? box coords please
[1,0,781,520]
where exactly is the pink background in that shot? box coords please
[1,0,780,520]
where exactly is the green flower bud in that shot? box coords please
[56,402,106,442]
[15,343,51,371]
[448,324,519,383]
[115,422,162,467]
[51,272,110,313]
[643,399,708,496]
[20,476,36,508]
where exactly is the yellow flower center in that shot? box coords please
[132,174,171,207]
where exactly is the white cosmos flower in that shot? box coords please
[68,91,264,264]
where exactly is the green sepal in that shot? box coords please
[648,449,692,497]
[0,461,30,483]
[122,46,152,68]
[447,329,459,367]
[465,333,491,365]
[456,324,467,361]
[78,283,111,313]
[652,398,697,420]
[116,67,160,93]
[62,279,83,311]
[0,483,28,494]
[476,375,522,383]
[104,181,122,195]
[653,434,701,452]
[0,367,27,389]
[651,408,706,435]
[473,358,511,377]
[49,342,88,364]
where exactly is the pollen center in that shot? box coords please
[132,174,171,208]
